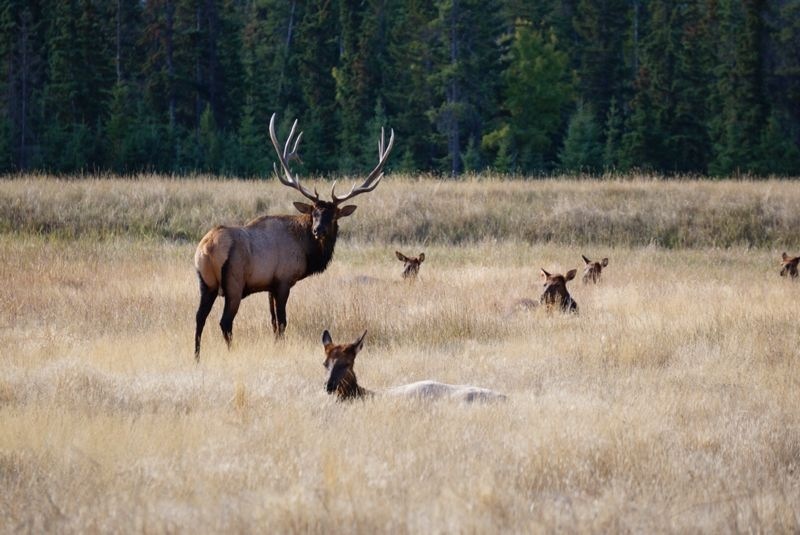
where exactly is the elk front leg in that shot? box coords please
[273,285,291,338]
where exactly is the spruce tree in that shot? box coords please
[559,102,603,173]
[484,21,572,173]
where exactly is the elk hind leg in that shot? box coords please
[195,275,217,361]
[269,292,279,334]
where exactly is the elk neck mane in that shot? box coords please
[333,368,373,400]
[293,213,338,276]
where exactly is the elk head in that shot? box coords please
[269,113,394,240]
[540,268,579,313]
[780,252,800,279]
[322,329,369,400]
[581,254,609,284]
[396,251,425,279]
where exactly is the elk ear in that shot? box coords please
[338,205,357,218]
[540,268,551,278]
[294,202,314,214]
[322,330,333,347]
[396,251,409,262]
[601,257,609,267]
[353,330,367,354]
[565,269,578,281]
[418,253,425,263]
[581,254,591,264]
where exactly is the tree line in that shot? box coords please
[1,0,798,177]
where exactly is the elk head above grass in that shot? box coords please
[323,329,372,400]
[581,254,609,284]
[322,330,505,403]
[395,251,425,279]
[193,114,394,361]
[540,268,579,313]
[780,252,800,279]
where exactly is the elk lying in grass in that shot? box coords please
[581,254,609,284]
[395,251,425,279]
[540,268,578,313]
[193,114,394,361]
[780,252,799,279]
[322,330,505,403]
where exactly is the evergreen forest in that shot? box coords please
[1,0,799,177]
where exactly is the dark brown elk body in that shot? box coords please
[540,268,578,313]
[193,114,394,361]
[582,254,608,284]
[780,252,800,279]
[396,251,425,279]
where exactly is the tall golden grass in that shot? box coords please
[2,173,800,247]
[1,175,799,532]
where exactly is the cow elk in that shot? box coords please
[581,254,609,284]
[780,252,800,279]
[322,330,505,403]
[540,268,578,313]
[193,114,394,361]
[396,251,425,279]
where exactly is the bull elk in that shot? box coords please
[322,330,505,402]
[193,114,394,361]
[395,251,425,279]
[581,254,609,284]
[780,252,800,279]
[540,268,578,313]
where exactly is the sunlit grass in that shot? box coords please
[1,211,799,532]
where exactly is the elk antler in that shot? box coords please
[331,127,395,204]
[269,113,319,202]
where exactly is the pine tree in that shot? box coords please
[709,0,769,175]
[483,21,572,173]
[428,0,504,175]
[559,102,603,172]
[385,0,439,171]
[603,97,623,170]
[572,0,630,124]
[294,0,339,173]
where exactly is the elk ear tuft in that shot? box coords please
[581,254,591,264]
[565,269,578,281]
[294,202,314,214]
[418,253,425,263]
[322,330,333,346]
[396,251,408,262]
[353,330,367,354]
[540,268,551,278]
[338,205,357,218]
[601,257,609,267]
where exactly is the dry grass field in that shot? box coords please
[1,175,799,533]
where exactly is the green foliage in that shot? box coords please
[0,0,796,176]
[559,103,603,172]
[484,21,572,172]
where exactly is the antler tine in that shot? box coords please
[268,113,317,202]
[332,127,395,204]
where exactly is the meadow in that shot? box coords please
[1,175,799,533]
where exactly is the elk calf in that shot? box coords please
[395,251,425,279]
[581,254,609,284]
[321,330,505,402]
[780,252,800,279]
[540,268,578,313]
